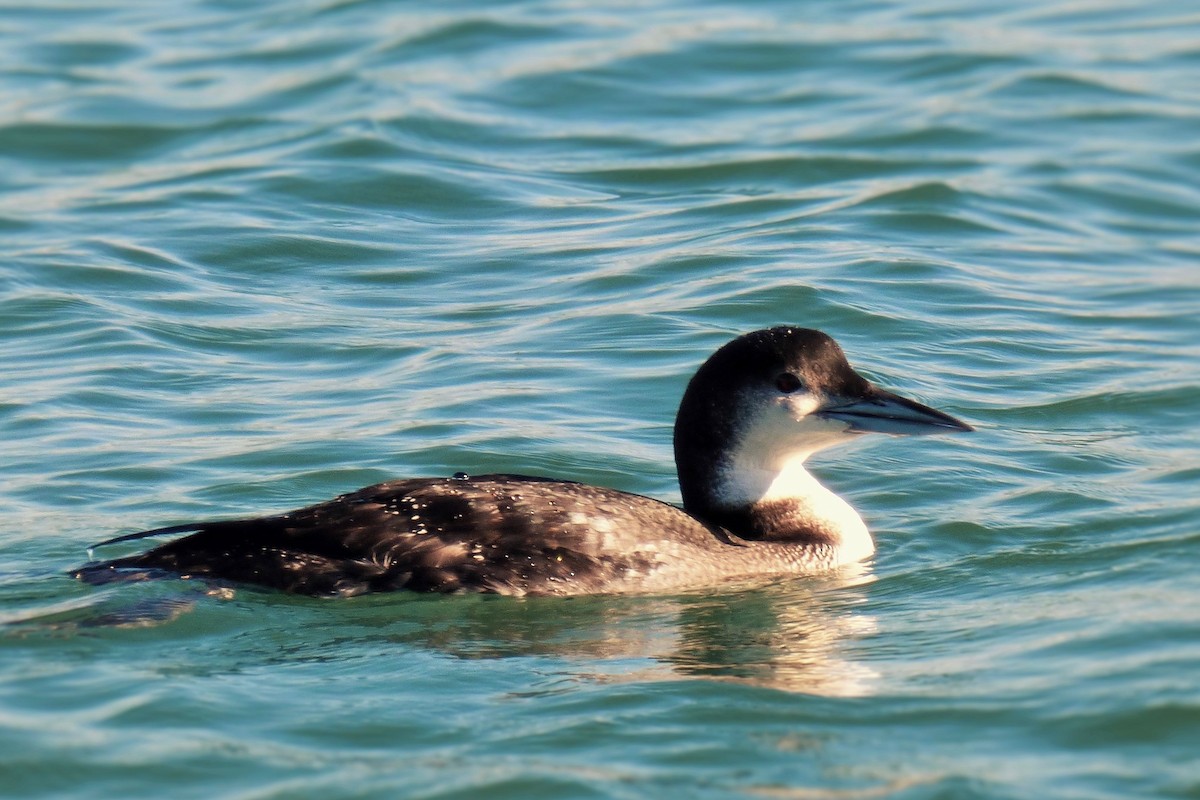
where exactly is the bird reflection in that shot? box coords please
[320,570,879,697]
[20,571,878,696]
[654,580,879,696]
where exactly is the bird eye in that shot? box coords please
[775,373,803,394]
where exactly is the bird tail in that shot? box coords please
[71,522,206,585]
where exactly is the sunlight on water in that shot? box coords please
[1,0,1198,798]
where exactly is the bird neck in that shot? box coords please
[685,453,875,564]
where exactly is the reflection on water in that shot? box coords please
[661,581,879,696]
[14,569,879,697]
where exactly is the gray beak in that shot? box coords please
[818,387,973,436]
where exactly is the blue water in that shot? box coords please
[3,0,1199,797]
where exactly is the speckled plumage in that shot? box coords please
[74,474,839,596]
[73,327,971,597]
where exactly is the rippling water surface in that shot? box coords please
[2,1,1198,798]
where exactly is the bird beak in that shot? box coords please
[817,387,973,436]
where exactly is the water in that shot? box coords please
[2,0,1198,797]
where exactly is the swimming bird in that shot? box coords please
[73,327,972,597]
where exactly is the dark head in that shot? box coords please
[672,327,972,519]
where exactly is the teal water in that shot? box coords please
[2,0,1199,797]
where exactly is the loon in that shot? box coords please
[72,327,972,597]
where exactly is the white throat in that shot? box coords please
[712,398,876,565]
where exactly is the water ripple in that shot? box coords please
[2,1,1198,798]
